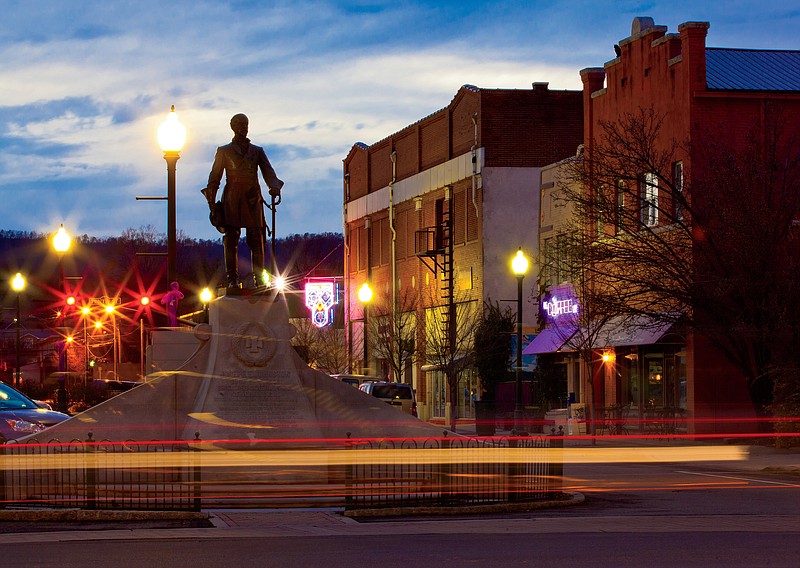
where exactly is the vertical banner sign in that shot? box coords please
[305,279,339,328]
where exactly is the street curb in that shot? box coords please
[342,491,584,518]
[0,509,209,522]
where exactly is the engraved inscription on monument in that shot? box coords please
[213,371,307,427]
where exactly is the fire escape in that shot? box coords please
[415,192,455,351]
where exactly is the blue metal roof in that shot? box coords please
[706,48,800,91]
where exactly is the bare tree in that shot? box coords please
[368,287,419,383]
[473,299,514,402]
[291,319,348,374]
[539,219,616,438]
[424,291,482,432]
[557,107,800,419]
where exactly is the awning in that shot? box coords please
[590,315,675,348]
[421,352,474,372]
[523,326,576,355]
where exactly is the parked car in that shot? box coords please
[359,381,417,416]
[330,374,381,388]
[0,382,70,442]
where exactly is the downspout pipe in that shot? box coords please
[343,173,352,372]
[390,150,398,379]
[471,113,479,218]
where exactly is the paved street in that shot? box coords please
[1,506,799,568]
[1,439,798,567]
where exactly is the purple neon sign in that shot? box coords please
[541,285,580,323]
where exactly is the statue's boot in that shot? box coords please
[248,229,266,288]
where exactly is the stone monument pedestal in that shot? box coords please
[42,292,443,445]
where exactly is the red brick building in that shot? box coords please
[343,83,582,421]
[533,17,800,434]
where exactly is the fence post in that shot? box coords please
[0,443,6,509]
[191,432,201,512]
[344,432,352,509]
[85,432,96,510]
[508,432,519,502]
[549,426,564,496]
[440,431,451,506]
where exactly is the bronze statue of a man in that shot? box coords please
[203,113,284,289]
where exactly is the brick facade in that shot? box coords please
[343,84,583,421]
[575,17,800,434]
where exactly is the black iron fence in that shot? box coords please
[344,432,564,511]
[1,431,564,512]
[0,433,201,511]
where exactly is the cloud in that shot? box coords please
[0,0,798,242]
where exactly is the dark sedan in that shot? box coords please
[0,381,70,442]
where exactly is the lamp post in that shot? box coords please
[52,224,72,296]
[200,287,213,323]
[357,282,373,374]
[11,273,26,389]
[157,105,186,287]
[511,248,529,432]
[80,305,91,391]
[139,295,151,381]
[104,303,118,380]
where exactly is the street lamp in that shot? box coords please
[104,303,118,380]
[52,224,72,296]
[52,224,71,254]
[80,305,91,390]
[357,282,373,374]
[11,273,26,389]
[511,248,529,432]
[200,287,213,306]
[157,105,186,287]
[200,287,213,323]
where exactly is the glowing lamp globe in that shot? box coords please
[53,225,72,253]
[11,273,26,293]
[357,283,373,304]
[511,249,529,277]
[157,105,186,152]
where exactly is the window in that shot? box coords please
[357,225,367,271]
[616,180,625,233]
[395,209,407,259]
[434,198,445,250]
[466,191,479,242]
[380,217,390,265]
[453,190,466,245]
[672,161,684,222]
[369,217,390,267]
[542,237,554,286]
[596,188,604,237]
[641,172,658,227]
[556,234,569,284]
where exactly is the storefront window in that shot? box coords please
[646,353,665,408]
[430,370,446,418]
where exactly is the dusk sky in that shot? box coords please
[2,1,798,242]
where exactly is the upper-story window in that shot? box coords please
[672,161,684,222]
[641,172,659,227]
[616,180,626,233]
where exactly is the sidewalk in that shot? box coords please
[0,422,796,538]
[446,418,800,476]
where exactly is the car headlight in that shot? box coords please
[4,418,46,434]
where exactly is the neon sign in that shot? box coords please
[305,279,339,328]
[542,286,579,322]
